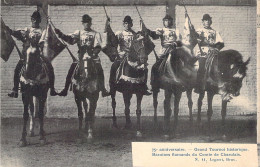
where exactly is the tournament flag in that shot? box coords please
[1,18,15,62]
[43,23,66,61]
[140,20,155,56]
[102,18,118,62]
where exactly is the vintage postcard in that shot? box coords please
[1,0,258,166]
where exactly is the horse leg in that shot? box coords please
[186,89,193,124]
[82,99,89,131]
[29,96,35,137]
[38,97,47,144]
[123,92,132,129]
[75,97,83,138]
[197,92,205,125]
[163,90,172,139]
[207,91,214,137]
[221,100,228,140]
[86,95,98,142]
[153,91,159,125]
[136,93,143,138]
[111,90,118,128]
[20,94,30,147]
[173,89,182,138]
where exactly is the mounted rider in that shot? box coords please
[146,14,183,92]
[109,15,152,95]
[193,14,224,93]
[55,14,110,97]
[6,10,58,98]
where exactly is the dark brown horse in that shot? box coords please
[19,45,49,146]
[72,53,100,142]
[152,43,250,139]
[109,40,148,138]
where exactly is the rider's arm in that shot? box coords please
[147,28,161,40]
[214,31,224,50]
[8,27,28,42]
[38,29,46,55]
[174,29,183,47]
[93,32,102,57]
[55,29,79,45]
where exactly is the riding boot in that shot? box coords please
[45,60,58,96]
[59,62,78,96]
[8,60,24,98]
[109,60,121,84]
[96,63,110,97]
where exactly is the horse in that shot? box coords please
[19,45,49,146]
[152,34,250,139]
[186,49,250,140]
[109,37,148,138]
[71,53,100,142]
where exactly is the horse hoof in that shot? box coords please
[87,136,93,143]
[222,135,227,141]
[124,124,132,130]
[174,133,181,139]
[39,138,47,145]
[19,139,28,147]
[136,131,142,138]
[163,134,170,140]
[76,138,84,144]
[205,136,214,142]
[189,119,193,126]
[196,121,203,128]
[29,131,35,137]
[112,123,119,129]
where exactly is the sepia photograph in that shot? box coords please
[1,0,257,166]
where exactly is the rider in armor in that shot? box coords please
[147,14,182,92]
[110,15,152,95]
[193,14,224,93]
[6,10,58,98]
[55,14,110,97]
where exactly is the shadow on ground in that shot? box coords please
[1,115,256,167]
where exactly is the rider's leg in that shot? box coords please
[59,62,78,96]
[96,63,110,97]
[8,60,24,98]
[44,60,58,96]
[109,59,121,84]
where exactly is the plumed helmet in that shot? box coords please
[163,14,173,21]
[202,14,212,21]
[81,14,92,23]
[123,15,133,24]
[31,10,41,23]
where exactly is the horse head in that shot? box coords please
[25,45,43,80]
[77,52,97,80]
[223,57,250,97]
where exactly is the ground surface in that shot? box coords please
[1,115,257,167]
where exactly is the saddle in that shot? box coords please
[115,56,146,84]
